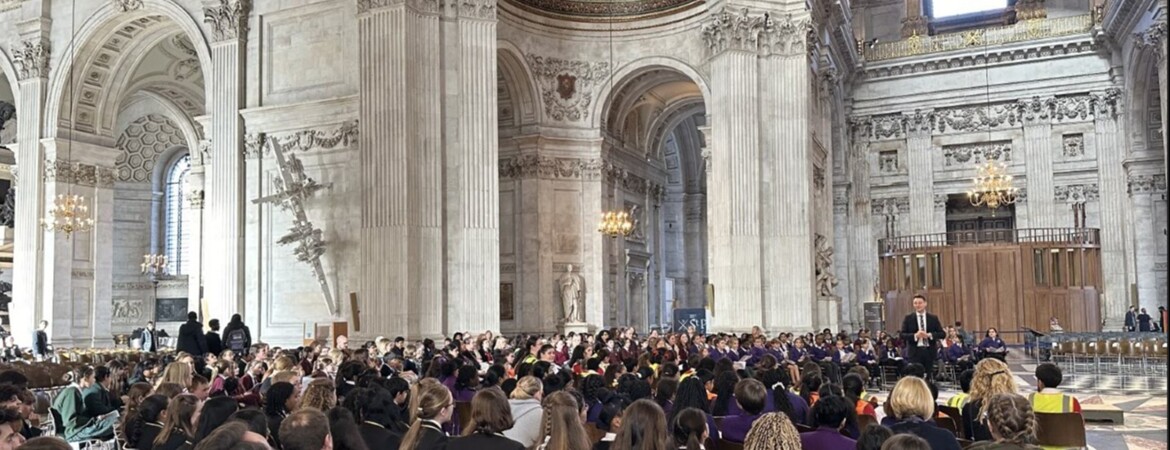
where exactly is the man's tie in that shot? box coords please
[918,314,927,347]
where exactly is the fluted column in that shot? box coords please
[407,0,444,338]
[1127,174,1165,313]
[445,0,499,334]
[905,110,934,235]
[848,118,877,325]
[759,14,814,331]
[701,9,762,333]
[9,35,48,347]
[683,192,706,308]
[186,156,206,320]
[1092,90,1130,328]
[357,1,411,336]
[202,0,250,324]
[1020,97,1056,227]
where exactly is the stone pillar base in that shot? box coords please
[560,321,592,337]
[816,295,841,331]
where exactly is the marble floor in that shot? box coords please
[871,352,1168,450]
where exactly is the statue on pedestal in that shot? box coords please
[814,234,838,298]
[559,265,585,323]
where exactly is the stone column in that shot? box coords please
[1136,19,1167,179]
[202,0,249,324]
[701,9,762,333]
[356,1,412,335]
[1019,96,1056,228]
[444,0,499,334]
[1093,89,1131,328]
[905,110,934,235]
[186,154,206,320]
[759,13,815,331]
[683,192,706,308]
[407,0,444,338]
[901,0,928,37]
[1127,174,1165,312]
[848,118,877,326]
[9,35,49,347]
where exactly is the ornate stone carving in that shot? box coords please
[1017,96,1054,126]
[243,133,265,159]
[356,0,400,13]
[499,155,604,180]
[96,167,115,187]
[814,234,837,297]
[408,0,441,14]
[1051,94,1093,121]
[758,12,812,57]
[204,0,251,42]
[870,114,905,140]
[1062,134,1084,157]
[871,196,908,216]
[942,142,1012,167]
[1054,184,1099,203]
[604,165,666,200]
[525,54,609,123]
[878,150,898,173]
[813,166,825,191]
[114,0,144,12]
[187,188,205,209]
[71,269,95,279]
[934,193,948,210]
[849,116,873,142]
[11,39,50,81]
[1134,17,1167,54]
[1090,89,1122,119]
[1015,187,1028,204]
[701,7,767,54]
[112,299,145,323]
[456,0,495,19]
[903,109,934,137]
[115,115,186,182]
[1127,174,1167,194]
[271,120,359,154]
[1014,0,1046,21]
[558,264,585,323]
[934,103,1019,133]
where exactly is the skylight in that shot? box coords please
[930,0,1008,19]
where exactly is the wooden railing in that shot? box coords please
[878,228,1100,254]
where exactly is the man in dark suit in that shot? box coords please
[899,294,945,381]
[177,312,208,356]
[31,321,48,361]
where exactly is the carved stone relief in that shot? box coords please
[204,0,251,42]
[1062,134,1084,157]
[524,54,610,123]
[114,0,145,12]
[814,234,837,297]
[934,194,948,209]
[1054,184,1099,203]
[871,196,909,215]
[1127,174,1167,194]
[878,150,899,174]
[244,121,359,159]
[11,39,50,81]
[942,142,1012,167]
[499,155,604,180]
[934,102,1019,134]
[44,160,116,188]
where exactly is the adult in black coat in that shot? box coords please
[176,312,208,357]
[31,321,49,361]
[1124,306,1137,332]
[899,295,945,381]
[205,319,223,357]
[221,314,252,354]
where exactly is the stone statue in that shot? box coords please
[559,264,584,323]
[814,234,838,297]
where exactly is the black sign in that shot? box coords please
[155,298,189,322]
[673,308,708,334]
[863,301,885,332]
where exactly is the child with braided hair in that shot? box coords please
[741,412,802,450]
[968,393,1040,450]
[532,391,590,450]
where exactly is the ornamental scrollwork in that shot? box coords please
[1017,96,1055,126]
[524,54,610,123]
[1054,184,1099,204]
[499,155,604,180]
[759,12,813,57]
[1127,174,1167,194]
[204,0,251,42]
[701,7,767,54]
[11,39,50,81]
[114,0,144,12]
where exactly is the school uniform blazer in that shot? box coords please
[799,427,857,450]
[888,418,962,450]
[409,421,449,450]
[358,421,401,450]
[448,432,524,450]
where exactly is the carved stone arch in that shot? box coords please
[1125,39,1164,154]
[593,56,710,130]
[43,0,212,140]
[599,62,706,163]
[498,42,541,128]
[647,100,705,192]
[0,47,19,111]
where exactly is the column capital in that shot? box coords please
[901,109,934,137]
[1127,174,1167,195]
[758,12,813,57]
[701,7,767,55]
[356,0,404,13]
[1091,88,1123,119]
[455,0,496,20]
[1018,95,1055,127]
[1134,17,1167,58]
[203,0,251,43]
[10,38,49,81]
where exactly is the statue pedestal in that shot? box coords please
[815,295,841,331]
[560,321,591,337]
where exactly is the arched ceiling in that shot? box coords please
[505,0,702,20]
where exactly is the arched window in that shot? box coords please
[163,153,191,274]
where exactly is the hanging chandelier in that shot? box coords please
[598,210,634,238]
[967,160,1017,212]
[40,194,94,237]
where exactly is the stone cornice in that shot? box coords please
[1018,96,1055,126]
[244,120,359,159]
[204,0,251,42]
[498,155,665,200]
[860,36,1097,81]
[43,159,116,187]
[455,0,496,19]
[11,38,49,81]
[356,0,405,13]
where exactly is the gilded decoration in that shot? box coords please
[864,14,1093,62]
[505,0,698,19]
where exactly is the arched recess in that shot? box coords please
[498,42,541,132]
[593,56,710,130]
[1125,45,1165,155]
[597,61,708,328]
[0,48,19,113]
[42,0,211,141]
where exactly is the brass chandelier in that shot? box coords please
[967,160,1017,212]
[40,193,94,237]
[598,210,634,238]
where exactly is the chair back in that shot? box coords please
[795,423,814,433]
[936,404,965,436]
[1034,412,1087,447]
[583,423,607,444]
[935,415,959,436]
[715,440,743,450]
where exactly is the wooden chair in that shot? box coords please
[935,415,959,437]
[1034,412,1087,448]
[583,423,607,444]
[936,404,964,437]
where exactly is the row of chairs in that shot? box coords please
[1044,334,1168,379]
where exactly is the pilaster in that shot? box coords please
[1127,174,1166,313]
[9,33,49,347]
[186,153,206,321]
[847,118,877,328]
[202,0,250,325]
[905,110,934,235]
[407,0,443,338]
[1019,96,1057,228]
[1092,89,1131,328]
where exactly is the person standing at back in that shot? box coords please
[176,313,207,357]
[899,295,944,382]
[1124,306,1137,332]
[31,322,49,362]
[222,315,252,357]
[1137,308,1152,332]
[204,320,223,357]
